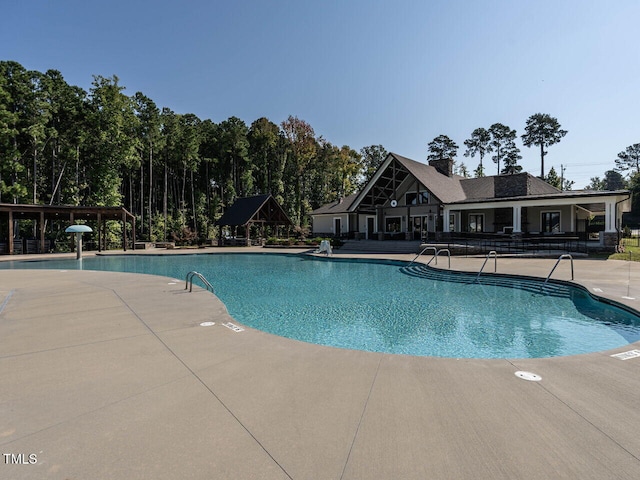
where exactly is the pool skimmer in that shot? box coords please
[515,371,542,382]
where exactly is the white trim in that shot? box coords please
[449,193,630,212]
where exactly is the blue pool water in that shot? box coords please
[3,253,640,359]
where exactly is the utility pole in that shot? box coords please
[560,164,566,191]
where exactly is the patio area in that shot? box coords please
[1,250,640,479]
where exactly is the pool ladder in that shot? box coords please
[185,271,214,293]
[408,246,451,269]
[542,254,574,290]
[476,251,498,281]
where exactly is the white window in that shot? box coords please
[385,216,402,232]
[468,213,484,233]
[541,211,561,233]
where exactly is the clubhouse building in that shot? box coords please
[311,153,631,250]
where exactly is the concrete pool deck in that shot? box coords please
[1,248,640,479]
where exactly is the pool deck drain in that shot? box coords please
[1,251,640,479]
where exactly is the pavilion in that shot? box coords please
[0,203,136,254]
[215,194,292,246]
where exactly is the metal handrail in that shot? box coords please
[432,248,451,269]
[476,251,497,281]
[542,254,574,288]
[185,271,214,293]
[408,246,437,266]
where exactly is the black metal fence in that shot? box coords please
[432,233,590,255]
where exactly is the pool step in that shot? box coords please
[400,264,572,298]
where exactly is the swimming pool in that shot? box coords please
[3,253,640,358]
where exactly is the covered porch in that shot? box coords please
[443,191,632,249]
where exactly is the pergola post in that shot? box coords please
[39,211,45,253]
[122,210,127,251]
[69,212,75,252]
[97,213,102,251]
[102,218,107,251]
[132,216,136,248]
[8,210,13,255]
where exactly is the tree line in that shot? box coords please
[3,60,639,242]
[426,115,640,214]
[425,114,571,186]
[0,61,389,242]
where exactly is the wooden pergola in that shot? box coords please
[215,194,292,245]
[0,203,136,254]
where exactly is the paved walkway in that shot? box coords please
[1,249,640,479]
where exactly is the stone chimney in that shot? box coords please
[428,158,454,177]
[494,173,529,198]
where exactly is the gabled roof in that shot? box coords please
[347,152,467,212]
[310,192,358,215]
[215,194,292,227]
[311,152,631,215]
[390,153,467,204]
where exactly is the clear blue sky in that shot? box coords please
[3,0,639,187]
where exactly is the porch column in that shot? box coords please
[512,206,522,233]
[443,206,451,233]
[605,200,616,232]
[570,206,576,232]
